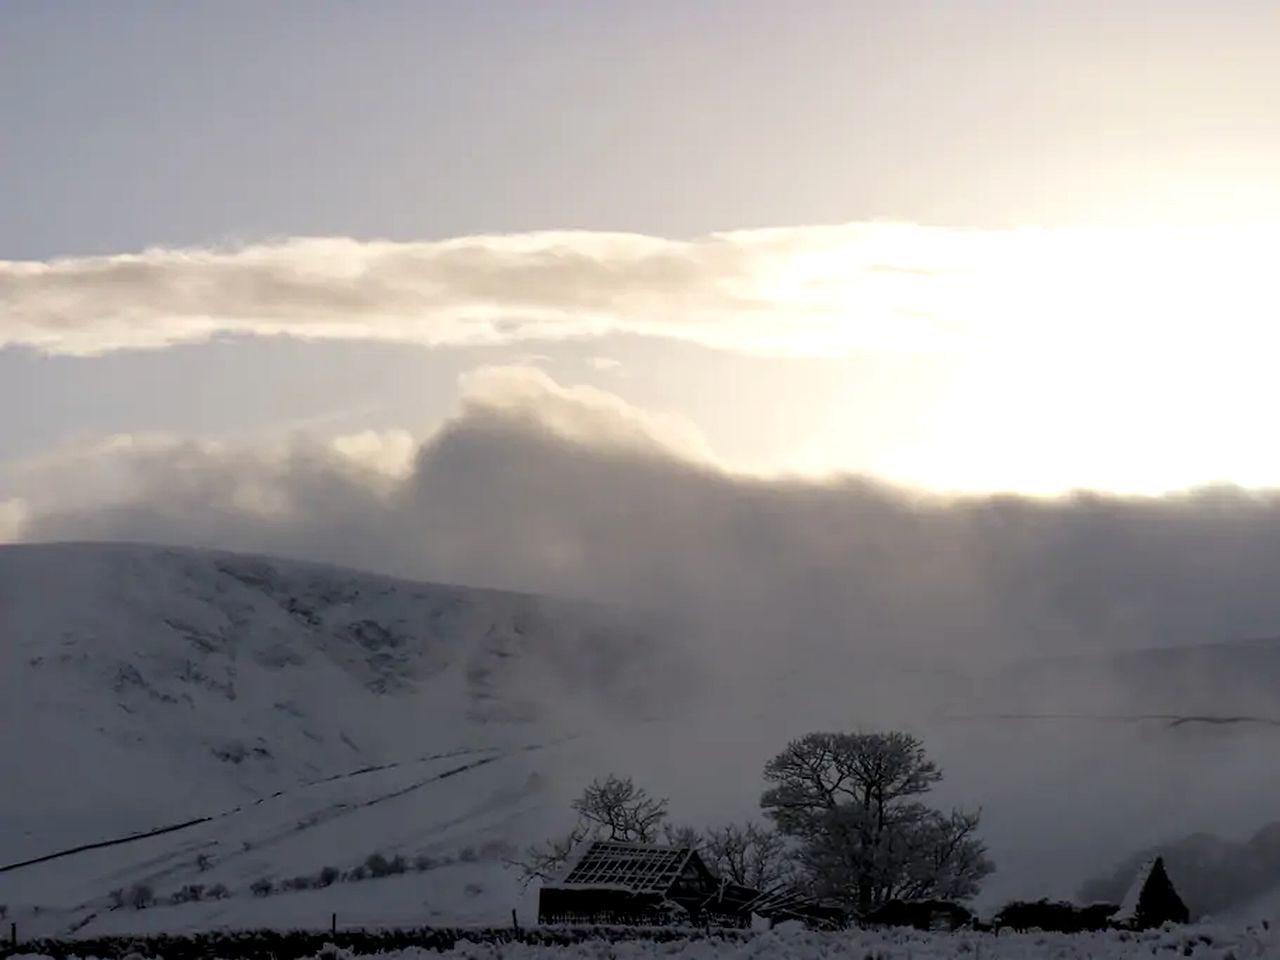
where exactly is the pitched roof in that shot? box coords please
[1116,856,1188,926]
[1116,857,1156,921]
[557,841,701,894]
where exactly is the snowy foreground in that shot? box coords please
[12,924,1280,960]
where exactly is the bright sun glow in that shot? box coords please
[769,225,1280,496]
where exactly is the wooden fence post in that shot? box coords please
[331,913,337,935]
[9,921,15,948]
[511,908,521,936]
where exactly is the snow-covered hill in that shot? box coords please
[0,542,694,937]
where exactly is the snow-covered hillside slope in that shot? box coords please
[0,543,693,937]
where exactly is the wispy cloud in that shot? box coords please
[18,222,1277,358]
[0,226,943,356]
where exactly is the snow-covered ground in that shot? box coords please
[11,924,1280,960]
[408,925,1280,960]
[3,742,548,937]
[1224,881,1280,929]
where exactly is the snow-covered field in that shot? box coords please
[395,926,1280,960]
[11,924,1280,960]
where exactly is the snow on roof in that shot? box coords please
[1116,858,1156,921]
[559,841,699,894]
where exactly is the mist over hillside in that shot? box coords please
[3,541,1280,937]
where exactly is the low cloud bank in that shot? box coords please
[18,365,1280,672]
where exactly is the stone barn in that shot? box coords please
[537,841,846,929]
[539,841,749,927]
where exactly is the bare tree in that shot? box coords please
[572,774,669,842]
[889,806,990,902]
[510,774,669,888]
[662,821,794,892]
[662,822,705,850]
[761,731,991,912]
[509,822,590,889]
[762,732,941,832]
[698,822,793,891]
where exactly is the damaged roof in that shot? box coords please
[556,841,703,894]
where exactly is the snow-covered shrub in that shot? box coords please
[206,883,230,900]
[250,878,274,897]
[169,884,205,904]
[365,852,407,878]
[479,839,516,861]
[318,866,341,887]
[126,883,154,910]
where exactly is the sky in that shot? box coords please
[4,0,1280,560]
[6,1,1280,510]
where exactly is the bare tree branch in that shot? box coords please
[572,774,669,843]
